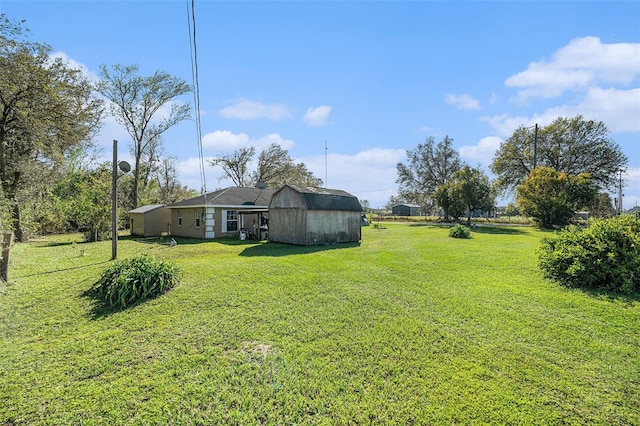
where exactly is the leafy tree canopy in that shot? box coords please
[209,143,322,189]
[96,63,191,208]
[447,166,495,226]
[517,166,598,228]
[397,135,462,196]
[491,115,627,194]
[397,135,463,218]
[0,14,103,240]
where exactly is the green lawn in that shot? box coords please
[1,224,638,425]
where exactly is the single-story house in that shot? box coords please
[129,204,172,237]
[167,187,276,239]
[392,203,421,216]
[268,185,362,246]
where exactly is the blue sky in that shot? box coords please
[3,1,639,209]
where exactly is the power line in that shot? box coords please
[186,0,206,195]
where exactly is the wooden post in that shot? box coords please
[1,232,13,282]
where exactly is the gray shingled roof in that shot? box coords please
[275,185,362,211]
[128,204,166,214]
[168,187,276,208]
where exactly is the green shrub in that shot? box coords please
[449,224,471,239]
[94,254,180,308]
[538,215,640,293]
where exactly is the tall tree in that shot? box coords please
[0,15,103,241]
[53,165,113,241]
[251,143,322,187]
[209,144,322,188]
[517,166,598,228]
[491,116,628,194]
[96,64,191,208]
[396,135,462,219]
[446,166,495,226]
[146,156,198,204]
[209,146,256,187]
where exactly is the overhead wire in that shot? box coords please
[186,0,207,196]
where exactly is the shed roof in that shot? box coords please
[273,185,362,211]
[128,204,166,214]
[168,187,276,209]
[393,203,421,208]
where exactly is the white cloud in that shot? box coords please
[445,93,481,110]
[544,87,640,133]
[177,146,405,207]
[253,133,295,151]
[201,130,295,152]
[506,37,640,100]
[482,113,540,137]
[299,147,406,207]
[459,136,503,167]
[484,86,640,136]
[625,167,640,189]
[303,105,332,126]
[50,51,100,82]
[218,99,292,121]
[201,130,251,151]
[622,167,640,211]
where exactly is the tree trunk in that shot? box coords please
[1,232,13,282]
[12,203,24,242]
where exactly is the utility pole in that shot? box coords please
[324,140,328,188]
[112,140,119,260]
[112,140,131,260]
[618,169,624,215]
[533,123,538,169]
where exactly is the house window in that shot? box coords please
[177,210,183,227]
[226,210,238,232]
[195,210,202,228]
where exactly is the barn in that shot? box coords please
[392,203,421,216]
[129,204,171,237]
[268,185,362,246]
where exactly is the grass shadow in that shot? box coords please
[12,260,110,279]
[470,225,529,235]
[81,286,134,320]
[571,286,640,305]
[123,235,212,246]
[239,241,361,257]
[81,283,173,320]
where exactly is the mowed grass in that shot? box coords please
[1,223,638,425]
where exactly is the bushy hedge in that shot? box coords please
[538,215,640,293]
[449,224,472,239]
[94,254,180,308]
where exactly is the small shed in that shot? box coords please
[268,185,362,246]
[129,204,171,237]
[392,203,421,216]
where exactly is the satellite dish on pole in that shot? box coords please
[118,161,131,173]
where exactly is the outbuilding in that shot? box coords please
[268,185,362,246]
[392,203,421,216]
[129,204,171,237]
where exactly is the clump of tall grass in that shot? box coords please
[93,254,180,308]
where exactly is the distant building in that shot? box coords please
[268,185,362,246]
[392,204,421,216]
[129,204,171,237]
